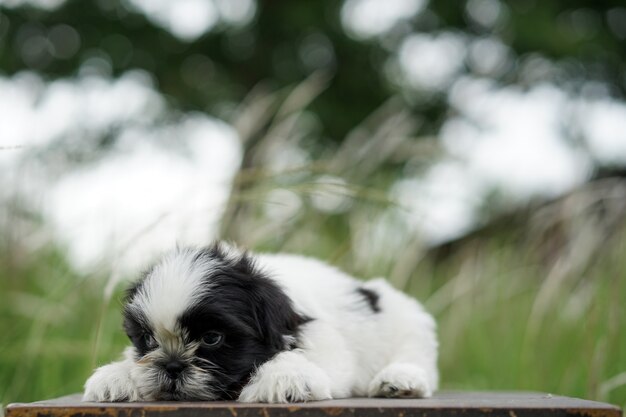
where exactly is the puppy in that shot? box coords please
[83,243,438,403]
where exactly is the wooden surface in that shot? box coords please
[6,392,622,417]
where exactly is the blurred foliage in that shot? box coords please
[1,0,626,411]
[1,0,625,143]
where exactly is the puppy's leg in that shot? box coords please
[368,362,433,398]
[239,321,354,403]
[83,347,150,402]
[367,325,438,398]
[365,280,438,399]
[238,350,332,403]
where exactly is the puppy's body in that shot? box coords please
[248,253,438,401]
[83,244,438,403]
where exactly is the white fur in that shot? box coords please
[129,248,216,333]
[239,350,332,402]
[83,348,155,401]
[83,247,438,403]
[241,253,439,401]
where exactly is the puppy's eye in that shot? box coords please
[201,331,223,348]
[144,333,158,350]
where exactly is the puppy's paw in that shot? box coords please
[238,352,332,403]
[368,363,433,398]
[82,362,142,402]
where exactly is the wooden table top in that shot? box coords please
[6,392,622,417]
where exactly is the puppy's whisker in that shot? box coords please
[191,365,229,380]
[193,357,221,367]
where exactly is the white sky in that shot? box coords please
[0,72,242,274]
[47,117,241,274]
[399,32,467,92]
[396,76,626,244]
[125,0,256,40]
[578,99,626,164]
[0,71,163,161]
[341,0,428,39]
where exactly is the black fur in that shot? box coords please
[123,267,154,358]
[122,243,310,400]
[356,287,380,313]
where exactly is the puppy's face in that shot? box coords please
[122,245,306,400]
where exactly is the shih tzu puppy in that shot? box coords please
[83,243,438,403]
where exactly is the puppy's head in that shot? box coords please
[122,243,306,400]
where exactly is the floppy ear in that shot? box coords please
[209,243,311,350]
[121,266,154,349]
[248,277,310,350]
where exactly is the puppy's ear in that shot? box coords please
[249,278,310,350]
[209,243,310,350]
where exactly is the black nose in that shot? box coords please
[164,360,185,379]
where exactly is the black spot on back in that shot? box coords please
[357,287,381,313]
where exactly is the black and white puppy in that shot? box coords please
[83,243,438,403]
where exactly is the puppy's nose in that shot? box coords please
[164,360,185,379]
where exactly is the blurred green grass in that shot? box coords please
[1,221,624,408]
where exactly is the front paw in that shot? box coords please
[368,363,433,398]
[83,363,142,402]
[238,352,332,403]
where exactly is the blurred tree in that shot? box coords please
[1,0,624,144]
